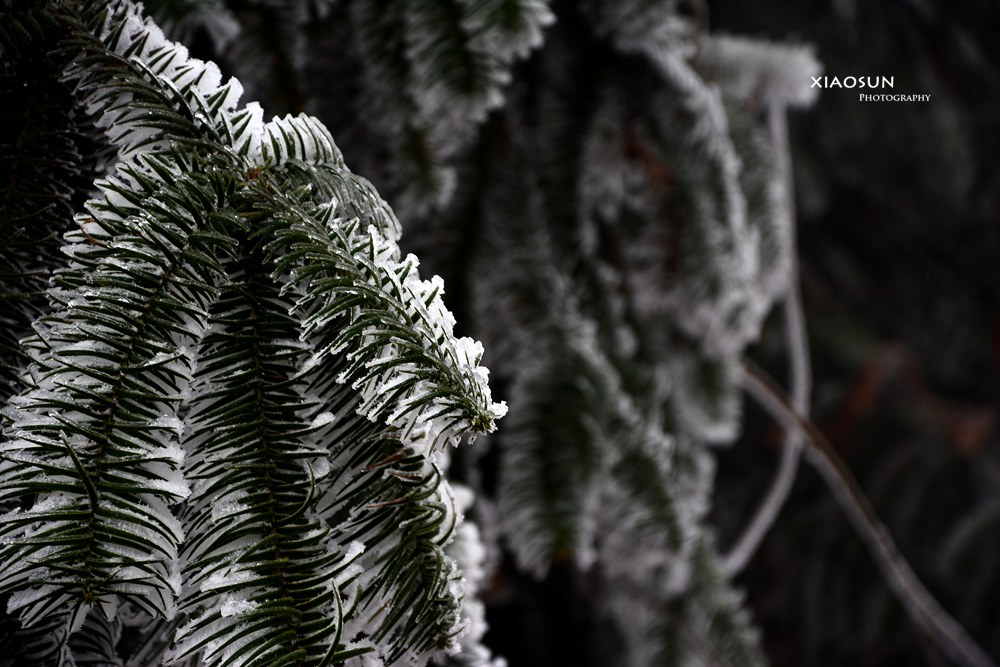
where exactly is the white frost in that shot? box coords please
[310,411,336,429]
[219,594,260,618]
[698,35,823,109]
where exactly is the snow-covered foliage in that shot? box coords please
[7,1,996,666]
[697,35,823,110]
[456,1,813,663]
[0,1,502,665]
[346,0,554,216]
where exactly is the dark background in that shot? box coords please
[707,1,1000,664]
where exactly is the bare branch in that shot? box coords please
[741,359,997,667]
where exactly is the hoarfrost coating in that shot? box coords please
[0,0,506,664]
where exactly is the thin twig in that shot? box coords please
[741,359,997,667]
[724,103,811,575]
[724,287,808,574]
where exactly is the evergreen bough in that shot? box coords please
[0,1,504,664]
[3,1,996,666]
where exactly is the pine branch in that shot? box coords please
[741,358,998,667]
[166,237,346,667]
[0,2,104,401]
[0,2,504,663]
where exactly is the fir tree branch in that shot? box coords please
[741,358,998,667]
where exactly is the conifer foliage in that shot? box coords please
[3,1,995,667]
[0,1,504,665]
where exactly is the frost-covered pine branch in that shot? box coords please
[0,2,503,665]
[5,1,994,666]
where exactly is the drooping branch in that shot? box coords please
[723,285,808,575]
[741,359,997,667]
[724,103,811,575]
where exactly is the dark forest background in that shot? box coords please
[708,1,1000,664]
